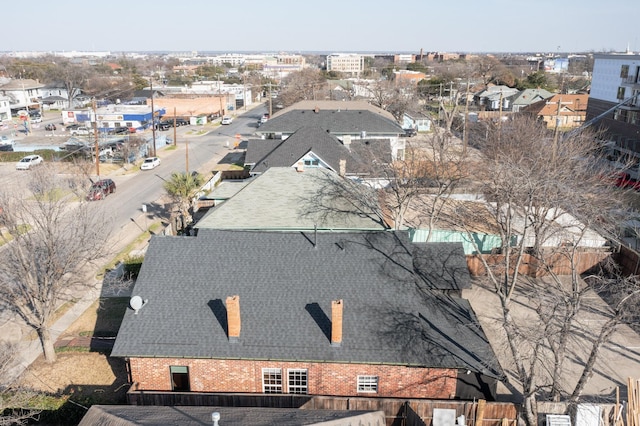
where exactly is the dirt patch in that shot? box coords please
[18,352,128,398]
[61,298,129,338]
[17,297,131,412]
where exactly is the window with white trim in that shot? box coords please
[357,375,379,393]
[262,368,282,393]
[287,369,308,394]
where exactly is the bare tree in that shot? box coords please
[0,342,41,425]
[47,60,92,108]
[278,69,328,108]
[456,116,629,425]
[367,79,417,122]
[0,166,112,363]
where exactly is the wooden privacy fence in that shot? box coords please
[466,251,610,277]
[127,388,518,426]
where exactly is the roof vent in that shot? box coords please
[314,106,319,113]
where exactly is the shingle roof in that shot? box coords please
[509,88,554,106]
[272,100,396,121]
[245,126,391,175]
[256,109,404,136]
[79,405,384,426]
[112,230,502,378]
[523,94,589,116]
[195,167,387,231]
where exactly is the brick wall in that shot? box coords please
[129,358,457,399]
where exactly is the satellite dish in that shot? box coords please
[130,295,144,314]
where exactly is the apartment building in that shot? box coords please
[586,53,640,165]
[326,53,365,76]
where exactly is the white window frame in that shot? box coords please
[287,369,308,394]
[262,368,283,394]
[357,375,379,393]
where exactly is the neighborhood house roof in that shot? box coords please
[245,126,392,175]
[195,167,387,231]
[112,230,503,379]
[79,405,385,426]
[257,108,404,136]
[272,100,396,121]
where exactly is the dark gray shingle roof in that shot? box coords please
[79,405,384,426]
[245,126,391,175]
[256,109,403,136]
[112,230,501,378]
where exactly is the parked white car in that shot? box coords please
[221,116,233,125]
[140,157,161,170]
[70,126,94,137]
[16,155,43,170]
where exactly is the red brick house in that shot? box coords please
[112,230,503,402]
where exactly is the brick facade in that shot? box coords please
[129,358,458,399]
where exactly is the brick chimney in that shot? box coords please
[331,299,343,346]
[226,295,241,341]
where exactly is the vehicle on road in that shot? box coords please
[109,127,130,135]
[86,179,116,201]
[30,114,42,123]
[16,155,43,170]
[0,135,15,151]
[260,113,269,124]
[157,121,172,131]
[221,116,233,125]
[402,128,417,137]
[45,124,57,131]
[140,157,161,170]
[70,126,94,137]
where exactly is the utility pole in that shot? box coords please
[150,77,157,157]
[268,82,273,117]
[91,98,100,178]
[173,107,177,146]
[185,140,189,175]
[551,96,570,160]
[462,77,470,155]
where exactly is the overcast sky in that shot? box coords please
[6,0,636,54]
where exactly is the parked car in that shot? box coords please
[140,157,161,170]
[16,155,43,170]
[86,179,116,201]
[174,118,189,126]
[260,113,269,124]
[157,121,172,131]
[0,135,15,151]
[70,126,94,136]
[30,114,42,123]
[109,127,129,135]
[221,116,233,125]
[402,128,417,137]
[65,123,81,131]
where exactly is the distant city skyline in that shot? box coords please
[6,0,638,55]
